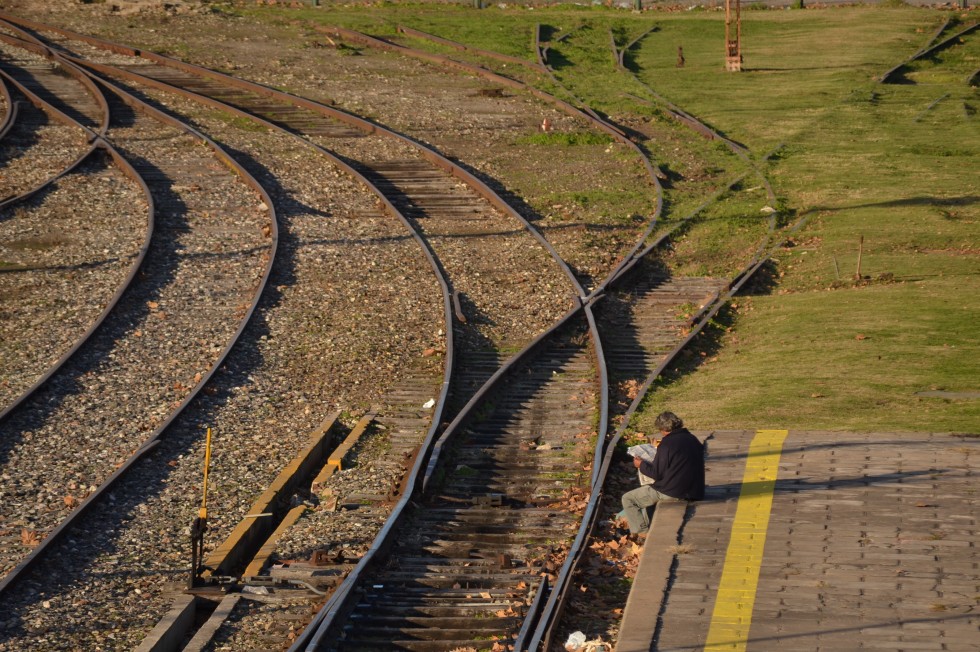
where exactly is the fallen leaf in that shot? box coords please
[20,529,40,547]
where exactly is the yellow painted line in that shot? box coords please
[704,429,788,652]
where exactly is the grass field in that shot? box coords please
[246,2,979,433]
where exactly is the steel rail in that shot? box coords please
[602,27,754,162]
[878,16,951,85]
[292,26,785,650]
[396,24,547,74]
[168,26,608,652]
[879,19,979,84]
[539,29,720,308]
[317,25,651,185]
[239,33,615,649]
[3,31,467,652]
[528,145,786,651]
[364,24,683,313]
[0,61,279,598]
[0,142,153,420]
[0,59,152,425]
[0,28,111,133]
[291,21,727,650]
[286,30,768,649]
[49,33,597,494]
[16,22,602,650]
[536,23,584,70]
[0,75,16,140]
[303,157,779,648]
[607,25,659,71]
[14,11,605,451]
[601,142,783,300]
[0,142,98,213]
[0,12,585,306]
[60,43,463,571]
[0,31,109,133]
[316,29,675,363]
[608,30,788,293]
[532,25,627,137]
[0,22,601,494]
[11,16,768,652]
[530,228,793,652]
[0,81,101,216]
[618,25,657,71]
[0,29,111,212]
[299,302,597,651]
[314,26,627,489]
[319,24,667,262]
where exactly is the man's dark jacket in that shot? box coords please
[638,427,705,500]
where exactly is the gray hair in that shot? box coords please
[654,411,684,433]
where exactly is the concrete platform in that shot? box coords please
[618,430,979,651]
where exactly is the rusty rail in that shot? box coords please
[0,26,280,598]
[880,19,978,84]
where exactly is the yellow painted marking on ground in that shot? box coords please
[704,429,789,652]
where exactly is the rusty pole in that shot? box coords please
[725,0,743,72]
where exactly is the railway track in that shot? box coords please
[0,57,274,577]
[0,149,148,410]
[279,24,779,652]
[304,310,601,652]
[290,24,793,652]
[0,13,590,649]
[312,24,663,294]
[18,16,577,346]
[0,21,289,651]
[0,45,93,203]
[0,11,791,651]
[878,18,979,84]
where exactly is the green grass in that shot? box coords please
[608,7,979,433]
[665,181,775,278]
[515,131,614,146]
[640,273,979,432]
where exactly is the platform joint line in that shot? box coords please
[704,429,788,651]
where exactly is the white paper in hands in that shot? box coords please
[627,443,658,463]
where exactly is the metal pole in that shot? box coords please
[200,427,212,517]
[855,235,864,279]
[189,427,212,588]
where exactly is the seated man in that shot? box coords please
[621,411,705,539]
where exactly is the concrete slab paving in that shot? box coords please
[618,430,979,651]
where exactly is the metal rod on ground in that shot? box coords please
[833,254,840,280]
[856,235,864,279]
